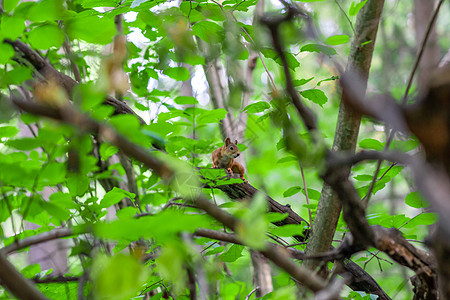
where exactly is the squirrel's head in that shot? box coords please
[224,137,240,158]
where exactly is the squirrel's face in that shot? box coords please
[224,143,240,158]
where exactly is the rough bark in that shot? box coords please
[304,0,385,273]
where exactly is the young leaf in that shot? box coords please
[218,244,245,262]
[243,101,270,113]
[162,67,190,82]
[293,77,314,86]
[100,187,136,209]
[283,186,301,197]
[359,138,384,151]
[66,15,116,45]
[191,20,223,43]
[0,43,14,64]
[300,89,328,107]
[0,126,19,138]
[28,24,64,49]
[196,108,227,125]
[324,34,350,45]
[300,44,336,57]
[0,16,25,40]
[349,0,368,17]
[405,191,428,209]
[269,224,307,237]
[174,96,198,105]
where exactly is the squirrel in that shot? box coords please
[212,138,246,182]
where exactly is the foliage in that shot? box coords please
[0,0,448,299]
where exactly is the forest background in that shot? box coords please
[0,0,449,299]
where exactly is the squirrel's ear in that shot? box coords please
[225,137,231,145]
[235,140,238,145]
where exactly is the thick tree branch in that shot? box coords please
[0,253,49,300]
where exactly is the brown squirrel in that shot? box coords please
[212,138,246,181]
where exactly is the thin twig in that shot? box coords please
[300,165,313,226]
[334,0,357,37]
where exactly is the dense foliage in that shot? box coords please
[0,0,449,299]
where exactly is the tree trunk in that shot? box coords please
[304,0,385,274]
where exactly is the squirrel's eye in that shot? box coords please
[230,146,234,150]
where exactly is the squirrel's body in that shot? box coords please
[212,138,246,181]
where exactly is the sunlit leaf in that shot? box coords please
[244,101,270,113]
[325,34,350,45]
[1,16,25,40]
[301,44,337,56]
[349,0,368,16]
[359,138,384,151]
[405,191,429,209]
[300,89,328,107]
[28,24,64,49]
[163,67,190,81]
[283,186,301,197]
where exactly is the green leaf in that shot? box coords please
[403,213,437,228]
[349,0,368,17]
[261,48,299,70]
[217,244,244,262]
[191,20,223,43]
[99,143,119,161]
[283,186,301,197]
[354,174,373,181]
[265,212,288,223]
[163,67,190,81]
[100,187,136,209]
[359,138,384,150]
[243,101,270,113]
[269,224,307,237]
[300,44,336,56]
[324,34,350,45]
[3,0,20,12]
[40,201,71,223]
[66,15,116,45]
[285,52,300,70]
[205,246,225,256]
[196,108,227,125]
[0,43,14,64]
[28,24,64,50]
[49,192,79,209]
[40,162,66,186]
[0,16,25,40]
[0,126,19,138]
[5,138,40,150]
[81,0,120,8]
[293,77,314,86]
[174,96,198,105]
[2,66,33,86]
[300,89,328,107]
[28,0,64,22]
[405,191,428,209]
[317,75,339,86]
[92,254,149,300]
[67,173,90,197]
[302,188,321,201]
[296,0,324,2]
